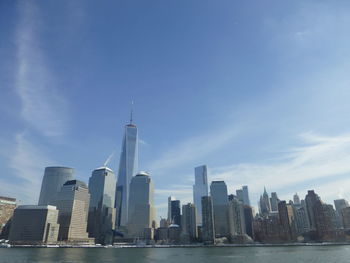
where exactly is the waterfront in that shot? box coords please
[1,246,350,263]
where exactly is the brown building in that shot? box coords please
[0,196,16,239]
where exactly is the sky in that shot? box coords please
[1,0,350,218]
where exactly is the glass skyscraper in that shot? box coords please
[193,165,208,226]
[115,122,138,228]
[88,167,116,244]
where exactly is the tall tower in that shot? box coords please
[88,167,116,244]
[127,172,156,238]
[38,167,74,206]
[210,181,229,238]
[115,114,138,228]
[193,165,208,226]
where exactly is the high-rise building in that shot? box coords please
[313,200,337,238]
[38,167,74,206]
[87,167,116,244]
[54,180,91,243]
[334,199,349,228]
[236,189,244,203]
[305,190,320,230]
[293,201,310,235]
[243,205,254,238]
[0,196,16,239]
[9,205,60,245]
[193,165,208,226]
[293,193,301,205]
[259,188,271,216]
[341,207,350,229]
[278,201,295,241]
[170,200,181,226]
[127,172,156,238]
[115,120,138,228]
[210,181,229,238]
[167,196,176,223]
[201,196,215,243]
[228,197,246,236]
[270,192,279,212]
[181,203,197,242]
[242,186,251,206]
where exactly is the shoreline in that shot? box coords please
[3,242,350,249]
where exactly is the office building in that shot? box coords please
[334,199,349,228]
[167,196,176,223]
[87,167,116,244]
[0,196,16,238]
[181,203,197,242]
[243,205,254,238]
[201,196,215,243]
[210,181,229,237]
[170,200,181,226]
[54,180,91,243]
[38,167,74,206]
[293,205,310,235]
[242,186,250,206]
[341,207,350,229]
[278,201,295,241]
[9,205,59,245]
[228,197,246,236]
[115,118,138,228]
[236,189,243,202]
[127,172,156,239]
[193,165,208,226]
[305,190,320,230]
[270,192,279,212]
[293,193,301,205]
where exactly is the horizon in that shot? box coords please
[2,0,350,219]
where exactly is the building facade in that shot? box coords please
[38,167,74,206]
[115,122,138,228]
[210,181,229,238]
[201,196,215,243]
[127,172,156,239]
[0,196,16,239]
[54,180,91,243]
[181,203,197,242]
[88,167,116,244]
[9,205,59,245]
[193,165,208,226]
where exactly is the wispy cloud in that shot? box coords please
[209,132,350,206]
[15,1,68,137]
[0,133,52,204]
[148,128,239,173]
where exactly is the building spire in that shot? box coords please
[130,100,134,124]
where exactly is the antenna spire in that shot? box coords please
[130,100,134,124]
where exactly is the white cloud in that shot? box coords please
[15,1,68,137]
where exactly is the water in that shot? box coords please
[0,246,349,263]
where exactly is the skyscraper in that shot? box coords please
[228,197,246,236]
[242,186,251,206]
[181,203,198,242]
[334,199,349,228]
[127,172,156,238]
[115,119,138,228]
[193,165,208,226]
[210,181,229,238]
[88,167,116,244]
[171,200,181,226]
[270,192,279,212]
[201,196,215,243]
[293,193,301,205]
[38,167,74,206]
[259,188,271,216]
[54,180,91,243]
[167,196,176,223]
[305,190,320,230]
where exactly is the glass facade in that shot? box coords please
[115,124,138,227]
[193,165,208,226]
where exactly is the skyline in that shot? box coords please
[1,0,350,218]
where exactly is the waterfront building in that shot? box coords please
[170,200,181,227]
[210,181,229,238]
[201,196,215,243]
[54,180,91,243]
[242,186,251,206]
[87,167,116,244]
[115,118,138,228]
[313,200,337,239]
[38,167,74,206]
[168,224,181,244]
[193,165,208,226]
[167,196,176,223]
[228,197,246,237]
[9,205,59,245]
[341,207,350,229]
[293,205,310,235]
[270,192,279,212]
[334,199,349,228]
[278,201,295,241]
[0,196,16,239]
[293,193,301,205]
[305,190,320,231]
[243,205,254,238]
[181,203,197,242]
[127,172,156,239]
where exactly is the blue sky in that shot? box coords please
[1,0,350,218]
